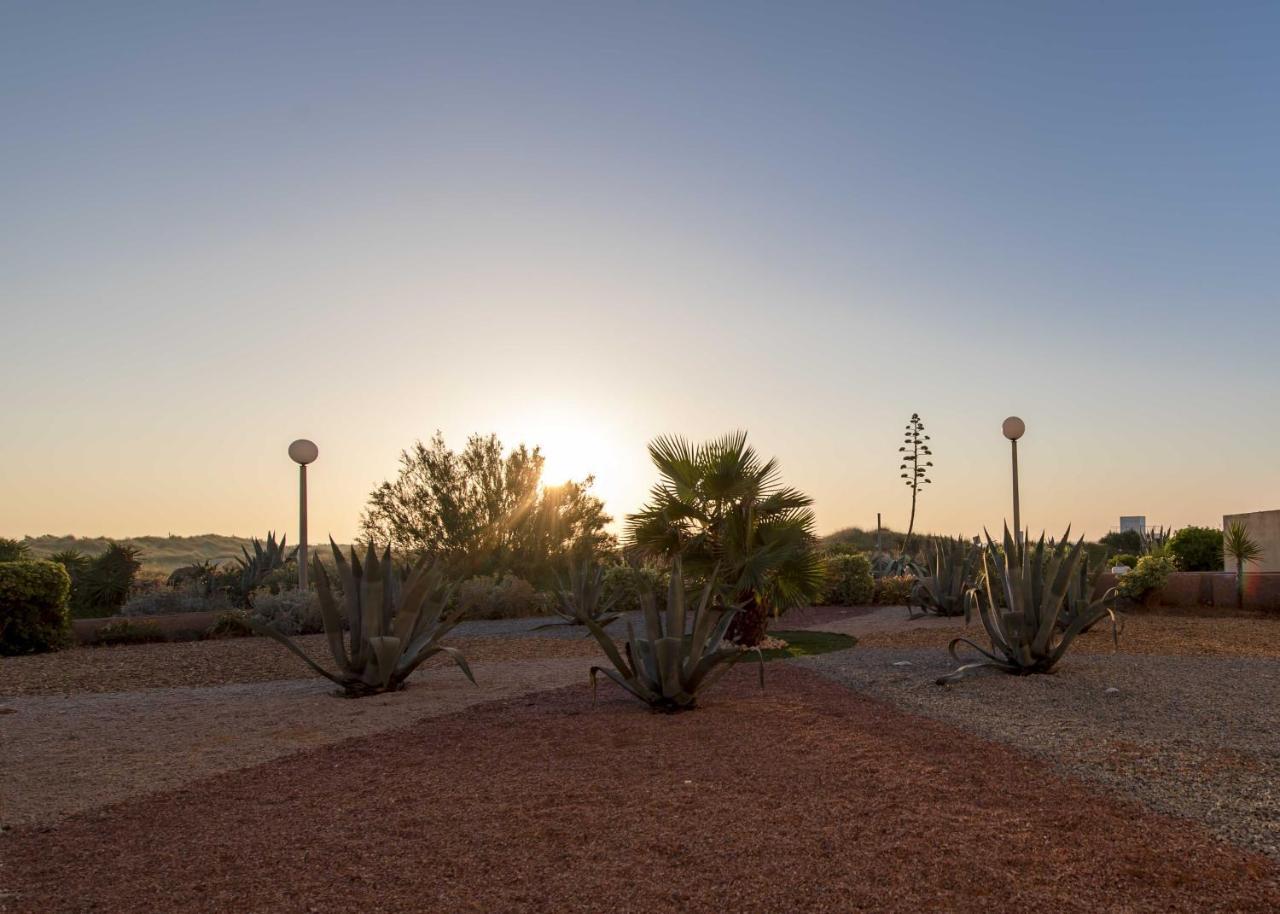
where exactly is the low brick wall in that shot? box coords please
[72,610,223,644]
[1098,571,1280,614]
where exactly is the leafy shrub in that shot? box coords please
[1168,526,1224,572]
[822,553,874,606]
[1100,529,1142,555]
[1116,555,1174,601]
[121,584,229,616]
[455,574,550,619]
[92,618,166,646]
[249,589,323,636]
[0,560,72,655]
[206,611,254,639]
[873,574,916,605]
[1110,553,1138,569]
[601,563,668,612]
[0,538,31,562]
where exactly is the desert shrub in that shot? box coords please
[121,585,230,617]
[1116,555,1174,601]
[455,574,550,619]
[0,560,72,655]
[91,618,166,646]
[822,553,874,606]
[1168,526,1224,572]
[250,589,323,636]
[1110,553,1139,569]
[873,574,916,605]
[206,611,254,639]
[601,562,668,612]
[0,538,31,562]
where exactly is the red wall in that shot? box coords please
[1097,571,1280,614]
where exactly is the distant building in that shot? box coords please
[1222,509,1280,573]
[1119,516,1146,535]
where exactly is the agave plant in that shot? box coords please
[584,558,761,712]
[936,526,1117,684]
[534,560,621,630]
[252,540,474,697]
[229,532,294,607]
[871,551,922,579]
[910,537,978,617]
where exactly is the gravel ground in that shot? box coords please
[1,657,591,828]
[798,647,1280,859]
[0,634,603,697]
[3,665,1276,914]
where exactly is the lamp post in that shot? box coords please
[288,439,319,588]
[1001,417,1025,541]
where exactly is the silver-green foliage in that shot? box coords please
[937,526,1116,683]
[584,559,761,712]
[252,541,474,697]
[536,560,620,629]
[912,537,977,617]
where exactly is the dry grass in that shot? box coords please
[856,612,1280,658]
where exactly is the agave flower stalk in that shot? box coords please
[936,526,1117,684]
[584,559,762,712]
[252,540,474,697]
[534,560,621,630]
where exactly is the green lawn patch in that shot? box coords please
[756,629,856,661]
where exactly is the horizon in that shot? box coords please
[4,2,1278,543]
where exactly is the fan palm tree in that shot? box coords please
[625,432,825,646]
[1223,521,1262,609]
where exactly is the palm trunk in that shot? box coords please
[1236,561,1245,610]
[727,594,768,647]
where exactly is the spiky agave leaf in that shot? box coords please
[534,560,621,630]
[911,536,978,618]
[583,558,761,712]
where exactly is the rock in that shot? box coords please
[892,661,913,667]
[1104,687,1120,695]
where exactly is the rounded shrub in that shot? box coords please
[1168,526,1224,572]
[0,560,73,655]
[822,553,874,606]
[873,574,916,606]
[601,563,669,612]
[1116,555,1174,601]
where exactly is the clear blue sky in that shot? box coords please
[3,1,1278,542]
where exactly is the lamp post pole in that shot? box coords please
[288,439,319,589]
[1002,417,1025,542]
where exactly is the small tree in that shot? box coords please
[0,538,30,562]
[1168,526,1224,572]
[898,413,932,554]
[1223,521,1262,610]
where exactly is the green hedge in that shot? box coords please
[822,553,874,606]
[0,560,73,655]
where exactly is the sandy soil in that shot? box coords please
[3,665,1276,914]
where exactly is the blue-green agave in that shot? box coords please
[253,540,474,697]
[937,526,1117,684]
[584,558,761,712]
[534,560,620,630]
[911,536,978,618]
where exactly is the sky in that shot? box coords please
[3,1,1278,545]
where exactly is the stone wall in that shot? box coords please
[1098,571,1280,614]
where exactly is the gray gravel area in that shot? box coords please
[797,647,1280,859]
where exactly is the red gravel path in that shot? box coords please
[4,665,1277,914]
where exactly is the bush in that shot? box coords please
[1168,526,1224,572]
[822,553,874,606]
[0,560,73,655]
[71,542,142,617]
[1116,555,1174,601]
[121,584,230,616]
[249,589,323,636]
[206,611,254,639]
[455,574,550,619]
[1100,530,1142,555]
[1110,553,1139,569]
[873,574,915,605]
[601,563,669,613]
[92,618,166,646]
